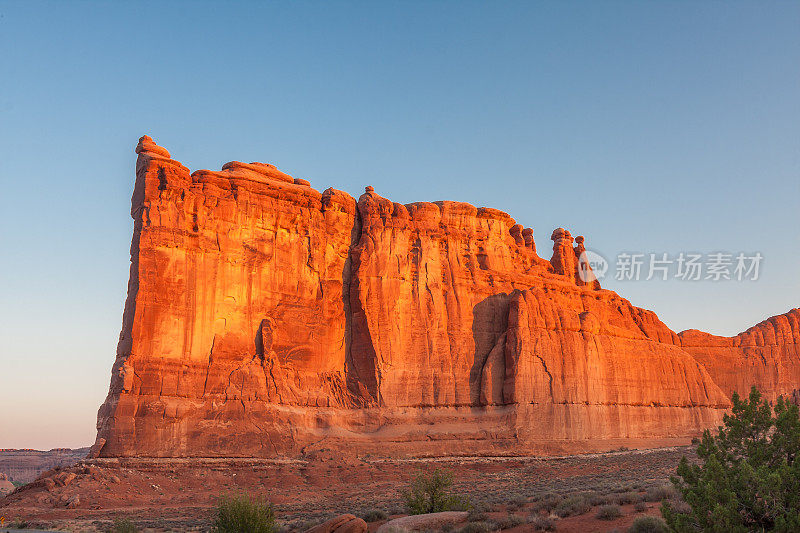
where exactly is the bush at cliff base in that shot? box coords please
[663,387,800,532]
[404,467,471,515]
[212,492,276,533]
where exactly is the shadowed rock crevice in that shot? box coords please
[470,293,510,406]
[341,193,380,405]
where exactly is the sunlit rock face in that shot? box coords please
[93,136,798,458]
[679,309,800,403]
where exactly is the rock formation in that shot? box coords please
[0,448,89,484]
[679,309,800,403]
[0,472,15,496]
[306,514,368,533]
[93,136,799,458]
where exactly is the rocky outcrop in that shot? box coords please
[305,514,368,533]
[93,136,799,458]
[376,512,468,532]
[0,473,14,496]
[679,309,800,402]
[0,448,89,484]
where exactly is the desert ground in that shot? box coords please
[0,446,689,532]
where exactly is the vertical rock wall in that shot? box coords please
[93,137,799,458]
[679,310,800,402]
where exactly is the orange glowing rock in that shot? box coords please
[92,136,799,458]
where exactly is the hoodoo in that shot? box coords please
[93,137,800,458]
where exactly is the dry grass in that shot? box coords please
[595,504,623,520]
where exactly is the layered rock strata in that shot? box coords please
[94,137,799,458]
[679,309,800,403]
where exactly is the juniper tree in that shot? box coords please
[663,387,800,532]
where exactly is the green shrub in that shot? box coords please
[663,387,800,532]
[467,509,488,522]
[587,491,609,506]
[612,491,644,505]
[457,522,491,533]
[553,494,591,517]
[360,509,388,522]
[528,515,556,531]
[404,468,470,515]
[666,499,691,514]
[470,500,491,513]
[492,514,525,529]
[633,501,648,513]
[211,492,276,533]
[506,494,527,510]
[644,484,675,502]
[530,492,561,513]
[596,504,623,520]
[628,515,669,533]
[110,518,138,533]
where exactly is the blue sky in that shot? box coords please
[1,1,798,449]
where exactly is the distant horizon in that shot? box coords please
[2,1,798,450]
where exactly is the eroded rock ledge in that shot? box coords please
[93,136,800,458]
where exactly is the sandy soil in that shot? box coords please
[0,446,691,532]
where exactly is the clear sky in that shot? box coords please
[1,1,798,450]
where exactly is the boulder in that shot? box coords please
[375,511,468,532]
[305,514,368,533]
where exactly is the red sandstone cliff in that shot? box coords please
[679,309,800,403]
[93,136,798,458]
